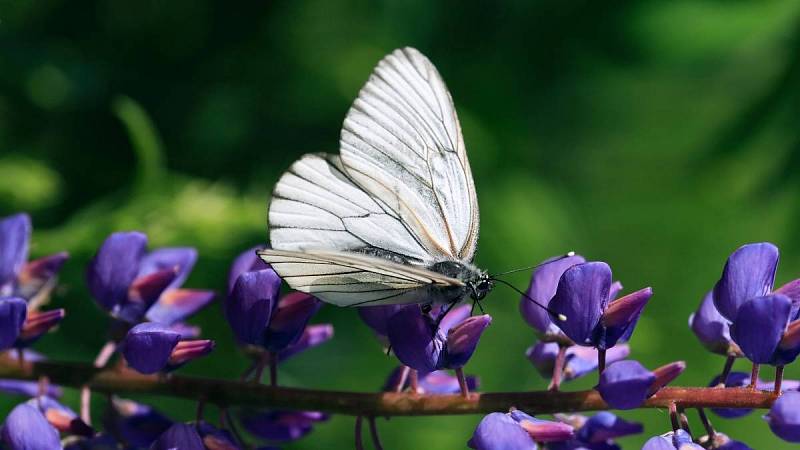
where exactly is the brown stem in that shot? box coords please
[717,355,736,387]
[775,365,785,394]
[456,367,470,397]
[749,363,760,390]
[677,406,692,435]
[669,402,680,432]
[597,348,606,375]
[697,408,715,439]
[0,358,780,416]
[368,416,384,450]
[355,416,364,450]
[81,341,117,425]
[548,345,567,391]
[409,369,419,394]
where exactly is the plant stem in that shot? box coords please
[775,365,784,394]
[597,348,606,375]
[697,408,715,439]
[368,416,384,450]
[749,363,760,390]
[456,367,469,397]
[355,416,364,450]
[0,358,780,416]
[717,355,735,387]
[548,345,567,392]
[268,352,278,387]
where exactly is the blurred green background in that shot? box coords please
[2,0,800,448]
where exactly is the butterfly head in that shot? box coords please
[468,274,494,301]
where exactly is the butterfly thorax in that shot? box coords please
[428,260,494,301]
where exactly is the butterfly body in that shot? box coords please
[260,47,489,308]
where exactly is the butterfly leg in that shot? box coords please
[431,300,459,337]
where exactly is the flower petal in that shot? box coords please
[16,252,68,302]
[227,246,269,294]
[564,345,630,381]
[264,292,321,352]
[600,287,652,348]
[115,268,178,323]
[17,308,65,347]
[642,435,675,450]
[577,411,643,443]
[766,391,800,442]
[438,304,473,335]
[597,360,655,410]
[107,398,173,448]
[167,339,214,369]
[730,294,791,364]
[468,412,537,450]
[277,324,334,362]
[387,305,441,373]
[713,242,779,321]
[649,361,686,395]
[0,213,31,291]
[443,314,491,368]
[520,254,585,336]
[225,270,280,345]
[120,323,181,374]
[1,403,61,450]
[419,370,479,394]
[87,232,147,312]
[240,410,326,442]
[150,423,205,450]
[139,247,197,291]
[689,291,735,355]
[146,289,215,325]
[0,297,27,350]
[0,379,61,398]
[358,304,405,338]
[550,262,611,346]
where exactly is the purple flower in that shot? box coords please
[0,378,62,398]
[642,431,704,450]
[729,294,800,365]
[240,410,328,442]
[526,342,630,382]
[0,213,66,303]
[120,322,214,374]
[27,396,93,437]
[1,402,62,450]
[382,366,479,394]
[387,304,491,372]
[549,262,652,349]
[150,423,205,450]
[225,248,323,353]
[103,398,173,448]
[87,232,213,325]
[575,411,643,443]
[468,410,574,449]
[697,433,753,450]
[520,254,586,342]
[712,243,785,321]
[273,323,334,363]
[597,360,685,409]
[765,390,800,442]
[358,304,405,346]
[689,291,740,356]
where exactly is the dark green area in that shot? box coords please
[2,1,800,448]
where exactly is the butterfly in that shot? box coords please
[258,47,558,315]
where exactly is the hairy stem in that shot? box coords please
[0,359,780,416]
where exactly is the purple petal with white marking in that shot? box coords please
[550,262,611,346]
[521,254,585,336]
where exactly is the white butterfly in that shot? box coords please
[258,47,491,308]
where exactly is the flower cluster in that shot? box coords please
[3,213,800,449]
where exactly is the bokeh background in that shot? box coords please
[2,0,800,448]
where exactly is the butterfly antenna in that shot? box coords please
[489,251,576,278]
[491,278,567,322]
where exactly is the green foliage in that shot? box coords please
[1,1,800,447]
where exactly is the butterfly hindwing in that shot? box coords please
[257,249,464,307]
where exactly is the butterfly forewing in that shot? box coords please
[265,47,481,307]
